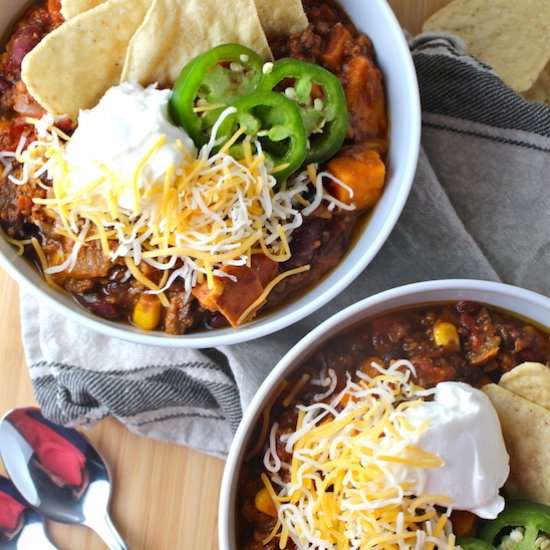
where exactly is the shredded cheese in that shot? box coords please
[0,225,27,255]
[1,106,355,325]
[235,264,310,326]
[30,238,66,293]
[263,360,458,549]
[124,257,169,307]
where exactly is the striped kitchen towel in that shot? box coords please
[21,35,550,458]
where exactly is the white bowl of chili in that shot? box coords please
[219,279,550,548]
[0,0,420,347]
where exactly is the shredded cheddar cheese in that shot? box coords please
[263,360,458,549]
[2,110,354,316]
[0,225,28,255]
[30,237,66,293]
[236,264,310,325]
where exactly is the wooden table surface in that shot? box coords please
[0,2,450,549]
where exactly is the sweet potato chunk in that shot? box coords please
[321,24,353,72]
[327,145,386,209]
[192,255,278,327]
[449,510,478,538]
[344,55,388,141]
[251,253,279,287]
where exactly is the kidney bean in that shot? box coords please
[75,294,120,320]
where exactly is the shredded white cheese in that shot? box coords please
[263,360,458,550]
[1,102,354,299]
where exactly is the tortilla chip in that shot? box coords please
[61,0,107,20]
[121,0,272,87]
[422,0,550,92]
[254,0,308,38]
[500,362,550,410]
[483,383,550,506]
[22,0,151,120]
[522,60,550,105]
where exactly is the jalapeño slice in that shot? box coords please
[218,91,307,182]
[169,44,264,146]
[258,58,349,164]
[481,500,550,550]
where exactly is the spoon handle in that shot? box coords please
[15,520,59,550]
[86,513,129,550]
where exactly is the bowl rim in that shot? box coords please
[218,278,550,548]
[0,0,421,348]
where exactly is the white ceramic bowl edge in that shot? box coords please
[219,279,550,549]
[0,0,420,347]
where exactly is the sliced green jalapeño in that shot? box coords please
[481,500,550,550]
[218,91,307,182]
[169,44,265,146]
[258,58,349,165]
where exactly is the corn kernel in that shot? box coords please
[132,294,162,330]
[254,487,277,517]
[433,321,460,351]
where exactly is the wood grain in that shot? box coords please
[389,0,451,34]
[0,2,451,549]
[0,266,225,550]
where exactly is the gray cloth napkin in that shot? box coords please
[20,35,550,458]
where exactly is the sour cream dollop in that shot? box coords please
[404,381,510,518]
[63,82,196,211]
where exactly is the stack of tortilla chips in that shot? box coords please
[21,0,309,120]
[484,363,550,506]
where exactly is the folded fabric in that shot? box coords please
[21,35,550,458]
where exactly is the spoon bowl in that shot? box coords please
[0,474,57,550]
[0,408,128,550]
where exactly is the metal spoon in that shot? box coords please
[0,408,128,550]
[0,475,57,550]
